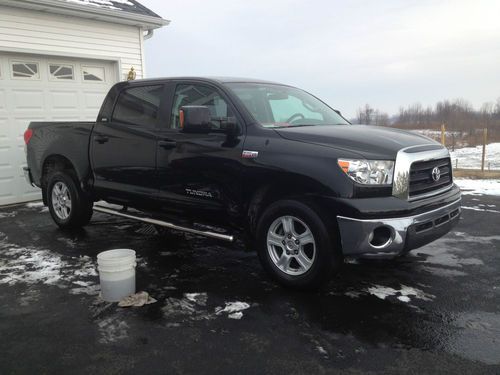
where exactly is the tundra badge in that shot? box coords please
[242,150,259,159]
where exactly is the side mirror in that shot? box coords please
[179,106,239,136]
[179,106,211,134]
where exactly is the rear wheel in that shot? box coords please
[256,199,342,289]
[47,171,93,229]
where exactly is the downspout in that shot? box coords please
[144,29,154,40]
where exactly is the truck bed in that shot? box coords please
[27,121,95,187]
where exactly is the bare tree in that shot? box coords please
[357,104,375,125]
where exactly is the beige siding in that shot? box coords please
[0,5,144,80]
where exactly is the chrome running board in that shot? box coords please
[93,205,234,242]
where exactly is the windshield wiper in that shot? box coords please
[285,124,316,128]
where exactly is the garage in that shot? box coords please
[0,0,168,206]
[0,53,116,205]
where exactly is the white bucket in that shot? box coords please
[97,249,136,302]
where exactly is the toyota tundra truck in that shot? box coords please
[24,77,461,288]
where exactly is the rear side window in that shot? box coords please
[112,85,163,128]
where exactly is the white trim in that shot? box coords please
[0,0,170,30]
[139,27,146,79]
[0,46,121,65]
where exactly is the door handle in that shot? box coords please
[94,135,109,144]
[158,140,177,150]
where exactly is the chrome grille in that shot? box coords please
[409,157,452,198]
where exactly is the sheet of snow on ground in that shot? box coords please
[24,201,48,213]
[162,295,252,323]
[462,205,500,214]
[366,285,435,303]
[25,201,44,208]
[215,301,251,319]
[450,143,500,170]
[161,293,214,325]
[455,179,500,196]
[0,211,17,219]
[331,283,435,303]
[0,233,99,295]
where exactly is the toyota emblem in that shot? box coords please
[431,166,441,182]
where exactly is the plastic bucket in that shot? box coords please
[97,249,136,302]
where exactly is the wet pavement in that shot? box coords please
[0,195,499,374]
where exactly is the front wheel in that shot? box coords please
[47,171,93,229]
[256,200,342,289]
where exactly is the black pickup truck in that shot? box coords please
[24,77,461,288]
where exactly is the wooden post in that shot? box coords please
[481,128,487,172]
[441,124,446,146]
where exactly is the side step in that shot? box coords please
[93,205,234,242]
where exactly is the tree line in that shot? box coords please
[353,98,500,133]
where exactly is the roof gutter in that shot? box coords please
[0,0,170,30]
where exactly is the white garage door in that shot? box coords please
[0,53,117,206]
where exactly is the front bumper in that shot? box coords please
[337,197,461,258]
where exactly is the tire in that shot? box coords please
[47,170,93,229]
[256,199,342,289]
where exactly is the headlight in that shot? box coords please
[338,159,394,185]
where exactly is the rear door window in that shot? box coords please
[112,85,164,128]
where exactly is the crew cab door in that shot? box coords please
[90,84,167,203]
[156,81,246,224]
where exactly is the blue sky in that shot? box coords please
[140,0,500,118]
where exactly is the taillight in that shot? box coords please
[24,129,33,144]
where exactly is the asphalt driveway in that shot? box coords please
[0,194,499,374]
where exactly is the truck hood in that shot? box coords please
[274,125,439,159]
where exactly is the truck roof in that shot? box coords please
[121,76,289,86]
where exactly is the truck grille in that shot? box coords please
[409,157,452,199]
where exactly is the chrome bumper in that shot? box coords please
[337,198,461,258]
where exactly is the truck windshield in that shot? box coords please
[226,83,349,128]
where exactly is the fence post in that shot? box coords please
[481,128,487,172]
[441,124,446,146]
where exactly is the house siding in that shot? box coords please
[0,5,144,80]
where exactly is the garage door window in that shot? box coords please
[82,66,105,82]
[49,64,74,80]
[12,62,39,79]
[112,85,163,128]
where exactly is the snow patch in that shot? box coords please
[462,205,500,214]
[65,0,133,11]
[215,301,251,319]
[25,201,44,208]
[316,345,329,356]
[0,237,99,295]
[0,211,16,219]
[456,179,500,196]
[450,143,500,170]
[228,311,243,319]
[184,292,207,306]
[366,284,435,302]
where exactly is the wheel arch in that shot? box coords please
[41,154,79,204]
[245,174,333,236]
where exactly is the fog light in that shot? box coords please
[369,226,393,248]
